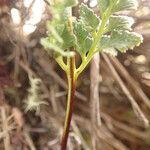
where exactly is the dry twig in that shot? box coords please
[102,54,149,127]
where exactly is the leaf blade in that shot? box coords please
[98,0,110,15]
[74,20,93,55]
[40,38,74,57]
[107,15,134,31]
[113,0,138,12]
[99,30,143,53]
[80,3,100,32]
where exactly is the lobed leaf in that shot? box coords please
[79,3,100,32]
[98,0,138,15]
[107,15,134,31]
[47,22,63,44]
[55,24,65,36]
[98,0,109,15]
[99,30,143,53]
[74,21,93,55]
[74,21,88,42]
[41,38,74,57]
[99,35,111,50]
[83,37,93,54]
[111,30,143,52]
[113,0,138,12]
[61,24,77,50]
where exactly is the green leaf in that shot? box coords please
[98,0,109,15]
[98,0,138,15]
[113,0,138,12]
[80,3,100,31]
[99,35,111,52]
[61,23,76,49]
[83,37,93,53]
[55,24,65,36]
[98,35,118,56]
[74,21,93,55]
[40,38,74,56]
[99,30,143,53]
[107,15,134,31]
[74,21,88,42]
[47,22,63,44]
[111,30,143,52]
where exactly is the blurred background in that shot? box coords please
[0,0,150,149]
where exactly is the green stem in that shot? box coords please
[61,52,76,150]
[76,3,114,78]
[76,18,107,77]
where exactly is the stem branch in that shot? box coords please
[76,3,114,77]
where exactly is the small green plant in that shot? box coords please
[41,0,143,149]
